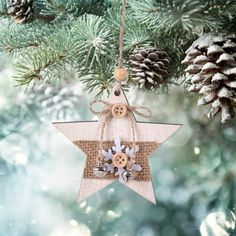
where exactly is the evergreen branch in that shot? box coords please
[201,0,235,13]
[124,20,151,52]
[34,0,53,15]
[0,12,9,17]
[0,0,9,18]
[0,20,64,55]
[200,0,236,33]
[153,31,197,79]
[71,14,114,68]
[79,57,117,97]
[105,4,124,36]
[14,29,76,85]
[0,0,8,13]
[129,0,220,35]
[219,14,236,33]
[39,0,110,18]
[35,13,56,22]
[105,6,151,52]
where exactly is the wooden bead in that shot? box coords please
[111,103,127,118]
[112,152,128,168]
[114,67,128,81]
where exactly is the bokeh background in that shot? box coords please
[1,53,236,236]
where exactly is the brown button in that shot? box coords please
[111,103,127,118]
[112,152,128,168]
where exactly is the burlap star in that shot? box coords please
[53,82,181,203]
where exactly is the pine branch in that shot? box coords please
[201,0,235,13]
[0,0,8,18]
[105,5,151,52]
[33,0,55,21]
[71,14,113,68]
[79,57,117,97]
[14,29,76,85]
[35,13,56,22]
[129,0,221,36]
[38,0,110,18]
[2,14,116,89]
[0,20,59,54]
[201,0,236,33]
[124,21,151,52]
[0,0,110,26]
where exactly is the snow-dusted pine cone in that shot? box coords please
[8,0,34,24]
[129,47,170,89]
[25,83,86,120]
[182,34,236,123]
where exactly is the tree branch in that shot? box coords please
[35,13,56,23]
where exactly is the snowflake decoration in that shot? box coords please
[101,137,142,183]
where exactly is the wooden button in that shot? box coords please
[111,103,127,118]
[112,152,128,168]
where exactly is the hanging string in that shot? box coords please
[118,0,127,68]
[114,0,128,94]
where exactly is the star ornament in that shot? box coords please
[53,82,181,204]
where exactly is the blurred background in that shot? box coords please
[0,53,236,236]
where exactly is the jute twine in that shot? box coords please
[74,140,160,181]
[118,0,126,68]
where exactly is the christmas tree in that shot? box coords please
[0,1,236,235]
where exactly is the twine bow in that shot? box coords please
[90,100,152,119]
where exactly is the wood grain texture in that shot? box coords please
[78,179,156,204]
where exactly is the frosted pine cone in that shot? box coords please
[182,34,236,123]
[8,0,34,24]
[129,46,170,89]
[25,82,85,120]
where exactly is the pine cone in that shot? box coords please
[182,34,236,123]
[129,47,170,89]
[8,0,34,24]
[26,82,86,120]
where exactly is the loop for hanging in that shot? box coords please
[128,106,152,119]
[113,0,128,92]
[89,100,112,116]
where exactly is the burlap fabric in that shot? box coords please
[74,140,160,181]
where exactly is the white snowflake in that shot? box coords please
[112,137,125,152]
[101,137,142,183]
[102,148,112,161]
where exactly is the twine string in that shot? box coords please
[128,115,137,167]
[118,0,127,68]
[114,0,127,95]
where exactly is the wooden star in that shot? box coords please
[53,82,181,204]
